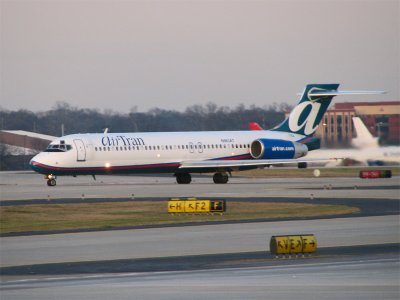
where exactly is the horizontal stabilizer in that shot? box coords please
[297,90,386,99]
[307,90,386,97]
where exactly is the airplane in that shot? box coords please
[350,117,379,149]
[305,117,400,166]
[29,84,385,186]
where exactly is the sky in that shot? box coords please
[1,0,399,113]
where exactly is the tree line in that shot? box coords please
[0,102,290,136]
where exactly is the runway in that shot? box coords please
[0,171,399,299]
[0,171,399,200]
[2,254,399,300]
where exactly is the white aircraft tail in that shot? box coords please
[351,117,379,149]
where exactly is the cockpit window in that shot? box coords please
[44,143,73,152]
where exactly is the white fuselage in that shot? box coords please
[30,130,305,175]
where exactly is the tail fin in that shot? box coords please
[272,84,386,137]
[351,117,379,149]
[248,122,263,130]
[272,84,339,136]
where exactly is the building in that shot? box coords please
[0,130,55,152]
[0,130,56,170]
[315,101,400,147]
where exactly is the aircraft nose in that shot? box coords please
[29,153,45,173]
[29,156,38,170]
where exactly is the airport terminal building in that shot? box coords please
[315,101,400,147]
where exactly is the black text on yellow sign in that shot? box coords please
[269,234,317,255]
[168,199,226,213]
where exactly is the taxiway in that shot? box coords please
[0,171,399,299]
[0,171,399,201]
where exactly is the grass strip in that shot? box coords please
[0,201,359,234]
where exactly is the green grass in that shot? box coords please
[0,201,359,234]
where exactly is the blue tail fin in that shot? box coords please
[272,84,339,136]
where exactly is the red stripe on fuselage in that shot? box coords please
[30,152,252,174]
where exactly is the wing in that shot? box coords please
[179,158,342,169]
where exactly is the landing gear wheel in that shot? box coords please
[213,172,229,184]
[175,173,192,184]
[47,179,56,186]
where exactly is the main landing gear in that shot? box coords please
[175,173,192,184]
[175,172,229,184]
[45,174,57,186]
[213,172,229,184]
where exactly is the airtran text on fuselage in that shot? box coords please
[102,135,145,147]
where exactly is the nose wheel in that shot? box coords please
[45,174,57,186]
[47,179,56,186]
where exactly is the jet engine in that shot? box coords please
[250,138,308,159]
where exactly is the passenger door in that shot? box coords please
[73,139,86,161]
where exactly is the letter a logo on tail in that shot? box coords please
[272,84,340,136]
[288,101,322,135]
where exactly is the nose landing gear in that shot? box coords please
[47,179,56,186]
[45,174,57,186]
